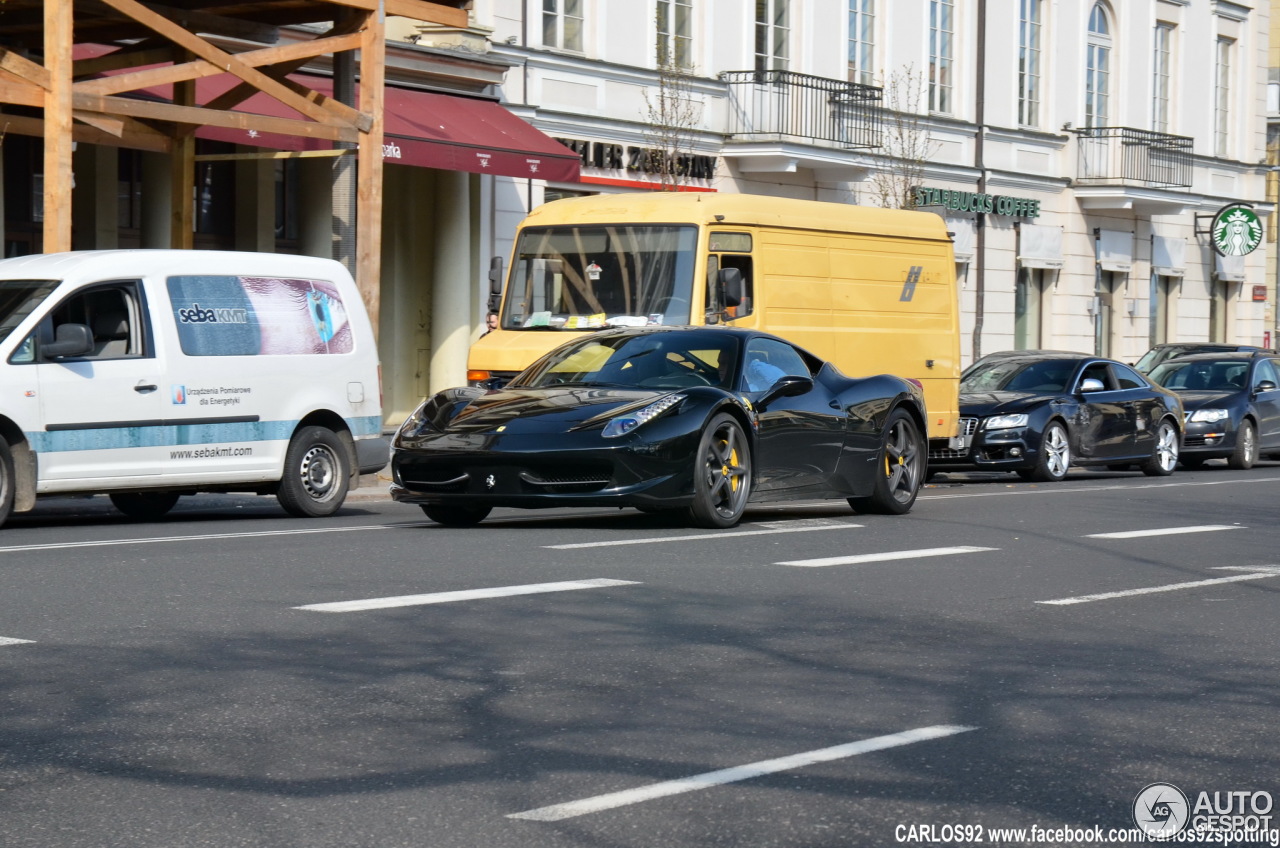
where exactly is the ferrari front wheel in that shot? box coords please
[849,408,924,515]
[686,413,752,529]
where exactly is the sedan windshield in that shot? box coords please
[515,333,740,391]
[503,225,698,330]
[961,359,1076,393]
[1148,359,1249,392]
[0,279,60,347]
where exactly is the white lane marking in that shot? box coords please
[921,476,1280,501]
[545,522,862,550]
[0,522,433,555]
[1037,570,1280,606]
[1215,566,1280,574]
[0,637,35,647]
[295,578,640,612]
[1086,524,1242,539]
[777,545,997,568]
[508,725,978,822]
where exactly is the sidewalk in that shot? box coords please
[350,469,394,502]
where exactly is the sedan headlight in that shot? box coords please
[984,413,1029,430]
[1189,408,1230,423]
[602,394,685,439]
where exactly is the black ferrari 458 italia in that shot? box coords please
[390,326,928,528]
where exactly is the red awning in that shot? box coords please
[190,74,580,182]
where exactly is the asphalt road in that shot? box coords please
[1,464,1278,847]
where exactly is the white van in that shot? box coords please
[0,250,386,524]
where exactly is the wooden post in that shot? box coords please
[43,0,74,253]
[170,53,195,249]
[356,5,386,338]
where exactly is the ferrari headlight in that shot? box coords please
[984,413,1029,430]
[1189,408,1230,423]
[602,394,685,439]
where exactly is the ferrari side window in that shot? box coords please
[742,338,810,392]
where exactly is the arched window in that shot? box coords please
[1085,3,1111,127]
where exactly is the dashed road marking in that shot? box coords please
[507,725,978,822]
[545,522,861,550]
[0,522,432,555]
[777,545,997,568]
[295,578,641,612]
[1085,524,1242,539]
[0,637,35,647]
[1037,568,1280,606]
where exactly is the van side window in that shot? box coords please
[28,282,149,362]
[707,232,754,321]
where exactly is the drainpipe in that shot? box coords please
[972,0,988,362]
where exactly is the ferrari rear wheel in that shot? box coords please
[686,413,752,529]
[421,504,492,527]
[849,408,924,515]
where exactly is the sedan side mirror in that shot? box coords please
[759,374,813,408]
[43,323,94,359]
[1256,380,1277,393]
[1079,377,1106,393]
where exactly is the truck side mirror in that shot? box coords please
[718,267,744,307]
[43,323,94,359]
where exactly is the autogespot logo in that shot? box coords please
[1134,782,1190,838]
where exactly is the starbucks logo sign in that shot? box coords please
[1211,204,1263,256]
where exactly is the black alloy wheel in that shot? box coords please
[849,408,924,515]
[686,413,752,529]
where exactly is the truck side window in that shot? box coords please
[720,255,754,319]
[40,283,148,361]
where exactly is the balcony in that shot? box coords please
[1073,127,1195,214]
[719,70,883,176]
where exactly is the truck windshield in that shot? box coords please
[503,225,697,330]
[0,279,60,346]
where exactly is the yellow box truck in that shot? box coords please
[468,192,962,447]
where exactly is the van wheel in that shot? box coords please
[421,504,491,526]
[0,441,15,529]
[110,492,180,520]
[277,426,350,517]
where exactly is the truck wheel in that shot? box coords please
[277,426,350,517]
[0,441,14,529]
[421,504,491,526]
[849,408,925,515]
[110,492,180,520]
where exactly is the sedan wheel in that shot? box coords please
[686,413,752,529]
[1141,418,1179,477]
[1020,421,1070,482]
[849,409,924,514]
[1228,420,1257,470]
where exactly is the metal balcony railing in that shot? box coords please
[1075,127,1193,189]
[720,70,883,150]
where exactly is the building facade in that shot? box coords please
[3,0,1272,426]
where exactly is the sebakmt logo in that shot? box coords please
[178,303,249,324]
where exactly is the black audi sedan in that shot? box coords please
[929,351,1183,481]
[1146,352,1280,469]
[390,326,928,528]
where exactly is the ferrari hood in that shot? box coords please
[445,386,665,434]
[960,390,1051,417]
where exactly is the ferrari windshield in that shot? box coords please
[1148,358,1249,392]
[961,358,1078,393]
[515,332,740,391]
[0,279,60,346]
[502,225,698,330]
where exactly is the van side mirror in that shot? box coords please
[487,256,504,313]
[1079,377,1106,393]
[43,323,93,359]
[717,267,744,308]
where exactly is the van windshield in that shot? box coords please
[502,225,697,331]
[0,279,60,346]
